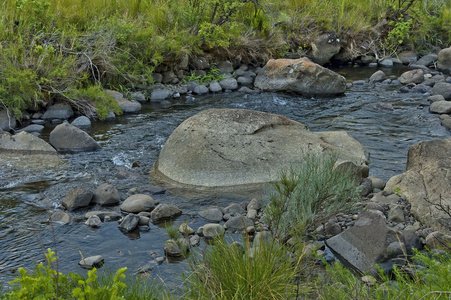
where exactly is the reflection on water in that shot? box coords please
[0,66,449,288]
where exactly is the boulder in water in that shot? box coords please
[254,57,346,97]
[49,123,100,152]
[154,108,369,189]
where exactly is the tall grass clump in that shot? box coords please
[184,236,303,299]
[264,152,360,244]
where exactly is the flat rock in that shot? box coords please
[384,138,451,234]
[16,124,44,133]
[78,255,104,269]
[120,194,156,213]
[326,210,405,275]
[0,131,56,153]
[50,211,73,224]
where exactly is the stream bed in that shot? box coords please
[0,66,449,289]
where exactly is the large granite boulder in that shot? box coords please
[154,108,369,188]
[0,130,56,153]
[310,33,341,65]
[49,123,101,152]
[254,58,346,97]
[385,138,451,234]
[326,210,406,275]
[437,47,451,74]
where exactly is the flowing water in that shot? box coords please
[0,66,449,289]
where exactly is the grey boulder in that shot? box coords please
[42,103,74,120]
[254,57,346,97]
[62,187,94,211]
[0,131,56,153]
[92,183,120,206]
[154,108,368,188]
[437,47,451,74]
[326,210,406,275]
[49,123,100,152]
[385,138,451,234]
[431,82,451,100]
[120,194,156,213]
[150,204,182,223]
[71,116,91,130]
[198,208,223,222]
[118,214,140,233]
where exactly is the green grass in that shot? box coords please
[312,250,451,299]
[0,0,450,118]
[184,235,304,299]
[0,248,164,300]
[264,152,360,244]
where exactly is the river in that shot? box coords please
[0,66,448,290]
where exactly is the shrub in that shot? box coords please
[314,250,451,299]
[264,152,360,244]
[184,236,303,299]
[1,248,162,300]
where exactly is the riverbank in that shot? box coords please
[1,0,450,122]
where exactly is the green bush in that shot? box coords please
[264,152,360,244]
[314,250,451,299]
[185,236,302,299]
[1,248,161,300]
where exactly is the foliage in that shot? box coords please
[1,0,451,118]
[184,67,225,85]
[386,15,413,52]
[1,248,161,300]
[264,152,360,243]
[314,250,451,299]
[65,85,122,120]
[184,236,303,299]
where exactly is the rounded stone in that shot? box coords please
[93,183,120,206]
[120,194,156,213]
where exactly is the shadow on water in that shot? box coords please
[0,66,449,289]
